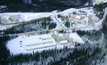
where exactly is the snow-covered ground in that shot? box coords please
[6,32,84,55]
[0,12,52,23]
[6,33,57,55]
[0,12,53,30]
[0,7,103,31]
[3,7,107,56]
[94,0,107,5]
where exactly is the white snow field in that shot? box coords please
[6,32,84,55]
[4,7,107,55]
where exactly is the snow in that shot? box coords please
[0,12,53,30]
[0,7,102,31]
[93,0,107,5]
[0,12,52,24]
[6,32,84,55]
[6,34,56,55]
[0,7,95,24]
[69,33,84,44]
[3,7,106,55]
[59,7,94,16]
